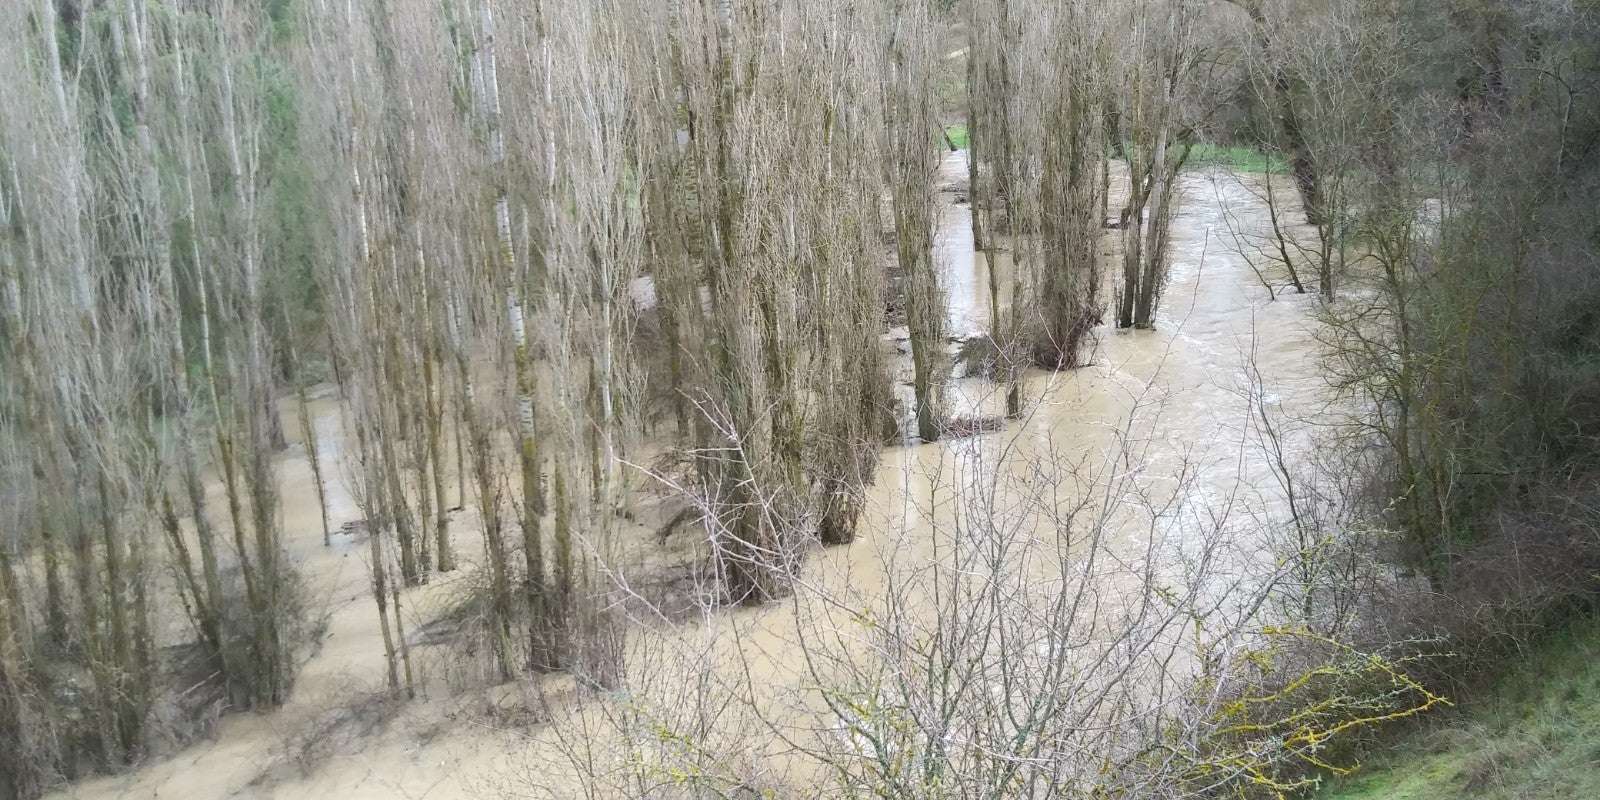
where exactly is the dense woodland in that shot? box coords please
[1,0,1598,797]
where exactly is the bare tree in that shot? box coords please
[883,0,948,443]
[514,379,1443,799]
[1113,0,1201,330]
[1032,0,1109,368]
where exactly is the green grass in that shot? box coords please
[940,129,1281,174]
[944,124,969,149]
[1103,141,1288,173]
[1320,614,1600,800]
[1182,142,1288,173]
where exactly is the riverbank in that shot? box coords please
[1321,614,1600,800]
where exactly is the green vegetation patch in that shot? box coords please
[1321,614,1600,800]
[945,123,970,149]
[938,129,1277,172]
[1184,143,1288,173]
[1103,141,1287,172]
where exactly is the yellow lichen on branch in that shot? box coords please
[1158,625,1451,798]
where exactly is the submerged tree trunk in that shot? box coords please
[1115,0,1193,330]
[886,0,945,442]
[1034,5,1105,368]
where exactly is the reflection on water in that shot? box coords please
[936,150,986,339]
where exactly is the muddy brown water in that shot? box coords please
[54,156,1328,799]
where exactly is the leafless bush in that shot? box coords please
[488,366,1445,799]
[249,688,406,789]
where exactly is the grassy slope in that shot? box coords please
[1321,614,1600,800]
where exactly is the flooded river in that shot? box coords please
[55,154,1328,799]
